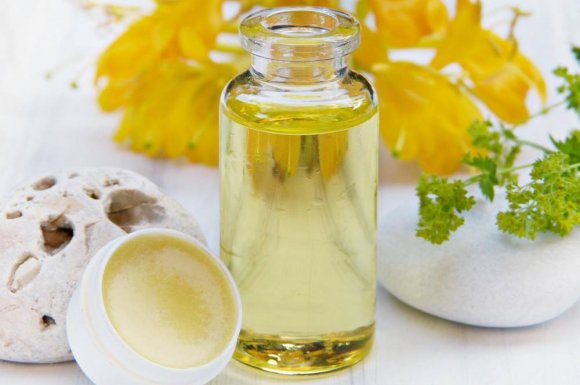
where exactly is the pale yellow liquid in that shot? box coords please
[220,103,378,374]
[102,234,236,368]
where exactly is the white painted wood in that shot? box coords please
[0,0,579,384]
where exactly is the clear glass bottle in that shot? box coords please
[220,6,378,375]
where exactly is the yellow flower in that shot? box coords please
[97,0,221,78]
[430,0,546,123]
[249,0,340,6]
[374,61,482,174]
[96,0,230,164]
[369,0,449,47]
[354,24,389,71]
[112,60,239,165]
[94,0,546,175]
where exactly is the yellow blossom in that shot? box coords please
[374,61,482,174]
[369,0,449,47]
[247,0,340,6]
[94,0,546,175]
[112,60,239,164]
[430,0,546,123]
[97,0,221,79]
[96,0,229,164]
[354,24,389,71]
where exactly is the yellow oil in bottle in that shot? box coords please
[220,98,378,374]
[221,6,378,375]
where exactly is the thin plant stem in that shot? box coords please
[513,138,553,153]
[511,100,567,128]
[463,161,578,188]
[464,163,535,186]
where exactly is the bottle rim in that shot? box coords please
[240,6,360,62]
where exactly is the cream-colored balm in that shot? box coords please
[102,235,236,369]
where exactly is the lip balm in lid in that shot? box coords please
[66,228,242,385]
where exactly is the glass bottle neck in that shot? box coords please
[250,55,348,84]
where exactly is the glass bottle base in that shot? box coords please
[233,324,374,375]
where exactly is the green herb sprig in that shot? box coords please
[416,49,580,245]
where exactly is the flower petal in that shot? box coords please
[370,0,449,47]
[375,61,482,174]
[472,60,544,123]
[178,26,208,62]
[430,0,546,123]
[430,0,482,69]
[354,25,389,71]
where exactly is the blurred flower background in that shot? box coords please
[92,0,546,175]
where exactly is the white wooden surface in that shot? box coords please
[1,0,579,384]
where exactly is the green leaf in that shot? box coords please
[573,45,580,62]
[502,128,517,140]
[464,155,499,200]
[465,120,521,186]
[418,58,580,246]
[463,155,496,174]
[497,153,580,239]
[554,65,580,115]
[478,176,496,201]
[468,120,502,153]
[550,130,580,165]
[504,145,521,169]
[416,175,476,244]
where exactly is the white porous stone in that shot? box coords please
[378,195,580,328]
[0,168,206,363]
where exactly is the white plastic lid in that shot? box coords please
[66,228,242,385]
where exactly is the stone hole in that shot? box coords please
[106,189,165,233]
[6,210,22,220]
[41,215,74,255]
[41,315,56,330]
[83,186,101,200]
[32,176,57,191]
[8,254,40,293]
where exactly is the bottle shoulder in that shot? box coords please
[221,69,378,134]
